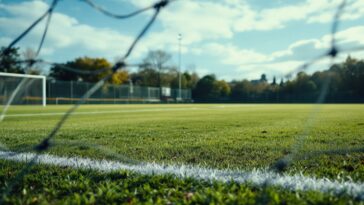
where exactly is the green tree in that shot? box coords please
[169,70,200,89]
[0,47,24,73]
[140,50,172,88]
[341,56,364,95]
[111,70,129,85]
[279,78,284,87]
[214,80,231,97]
[49,57,113,83]
[192,76,230,100]
[272,76,277,86]
[131,68,159,87]
[170,69,188,89]
[231,80,252,100]
[193,75,217,100]
[260,74,267,82]
[183,72,199,89]
[296,72,317,93]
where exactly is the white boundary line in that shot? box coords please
[0,151,363,200]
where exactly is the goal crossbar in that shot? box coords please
[0,72,46,106]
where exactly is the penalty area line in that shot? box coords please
[0,151,363,200]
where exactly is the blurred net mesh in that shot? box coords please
[0,0,363,200]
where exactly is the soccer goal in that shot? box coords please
[0,72,46,106]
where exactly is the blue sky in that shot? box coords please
[0,0,363,81]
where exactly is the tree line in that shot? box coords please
[1,46,364,102]
[193,57,364,103]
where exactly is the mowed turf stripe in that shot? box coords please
[0,151,363,200]
[2,107,207,118]
[2,105,257,118]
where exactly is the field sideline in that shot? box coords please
[0,104,363,204]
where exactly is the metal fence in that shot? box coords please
[46,80,192,104]
[1,77,192,105]
[0,75,44,105]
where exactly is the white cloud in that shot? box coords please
[272,25,364,62]
[234,60,304,80]
[202,43,270,65]
[198,25,364,80]
[124,0,364,70]
[0,1,133,61]
[128,0,364,44]
[307,0,364,23]
[334,26,364,48]
[272,39,328,61]
[195,67,210,77]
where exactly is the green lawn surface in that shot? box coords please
[0,104,363,204]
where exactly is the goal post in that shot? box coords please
[0,72,46,107]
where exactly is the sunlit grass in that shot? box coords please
[0,104,363,204]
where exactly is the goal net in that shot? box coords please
[0,72,46,107]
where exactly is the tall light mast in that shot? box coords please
[178,33,182,101]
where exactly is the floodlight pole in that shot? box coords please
[42,76,46,106]
[178,33,182,102]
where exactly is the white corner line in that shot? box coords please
[0,151,363,200]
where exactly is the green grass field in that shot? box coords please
[0,104,363,204]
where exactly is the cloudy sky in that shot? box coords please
[1,0,363,81]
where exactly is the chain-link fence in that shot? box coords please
[0,74,44,105]
[47,80,192,104]
[0,77,192,105]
